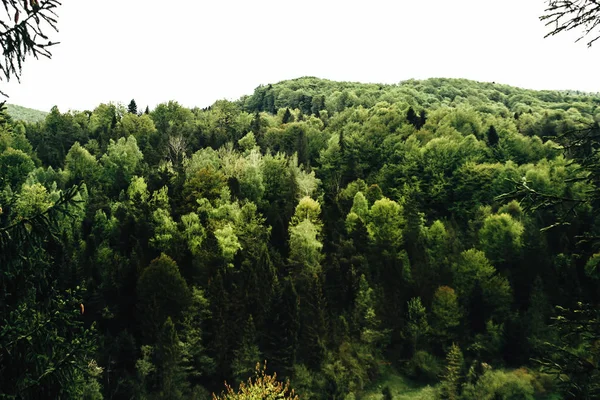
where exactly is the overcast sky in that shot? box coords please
[3,0,599,112]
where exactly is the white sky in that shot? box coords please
[3,0,600,112]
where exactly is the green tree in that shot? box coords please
[231,316,261,384]
[0,185,99,398]
[439,343,464,400]
[128,99,138,115]
[431,286,462,348]
[213,362,298,400]
[406,297,430,354]
[136,254,191,343]
[64,141,99,186]
[156,317,187,399]
[100,135,143,194]
[486,125,499,147]
[0,147,35,189]
[478,213,524,269]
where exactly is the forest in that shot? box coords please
[1,76,600,399]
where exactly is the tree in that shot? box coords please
[231,316,261,384]
[486,125,499,147]
[136,254,191,343]
[439,344,464,400]
[127,99,138,115]
[212,362,298,400]
[534,303,600,399]
[0,185,99,398]
[431,286,462,348]
[478,213,524,269]
[406,297,430,354]
[282,108,293,124]
[0,0,61,96]
[541,0,600,47]
[0,147,35,189]
[156,317,187,399]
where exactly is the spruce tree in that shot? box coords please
[282,108,293,124]
[157,317,187,399]
[128,99,138,115]
[486,125,499,147]
[231,315,261,384]
[418,109,427,129]
[406,106,418,128]
[439,343,464,400]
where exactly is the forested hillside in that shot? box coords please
[5,103,48,123]
[1,77,599,399]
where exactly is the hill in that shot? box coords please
[5,103,48,123]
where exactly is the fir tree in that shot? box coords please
[231,315,261,384]
[156,317,188,399]
[486,125,499,147]
[128,99,138,115]
[439,343,464,400]
[282,108,293,124]
[406,106,418,128]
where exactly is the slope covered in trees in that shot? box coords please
[5,103,48,123]
[1,76,600,399]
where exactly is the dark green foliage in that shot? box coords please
[282,107,293,124]
[487,125,499,147]
[439,344,464,400]
[3,77,600,398]
[0,185,99,398]
[136,254,192,343]
[534,304,600,399]
[128,99,138,115]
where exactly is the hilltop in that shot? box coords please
[5,103,48,123]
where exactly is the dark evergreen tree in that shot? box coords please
[407,106,418,128]
[128,99,138,115]
[487,125,499,147]
[418,109,427,129]
[282,108,293,124]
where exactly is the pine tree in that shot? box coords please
[145,105,150,114]
[232,315,261,384]
[266,277,300,376]
[439,343,464,400]
[282,108,293,124]
[406,106,418,128]
[156,317,187,399]
[486,125,499,147]
[418,109,427,129]
[128,99,138,115]
[0,185,99,398]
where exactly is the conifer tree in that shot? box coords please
[406,106,418,128]
[282,108,293,124]
[156,317,187,399]
[128,99,138,115]
[232,315,261,384]
[439,343,464,400]
[486,125,499,147]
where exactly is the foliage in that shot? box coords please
[3,76,600,398]
[212,362,298,400]
[5,103,48,122]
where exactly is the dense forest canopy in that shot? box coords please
[1,75,600,399]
